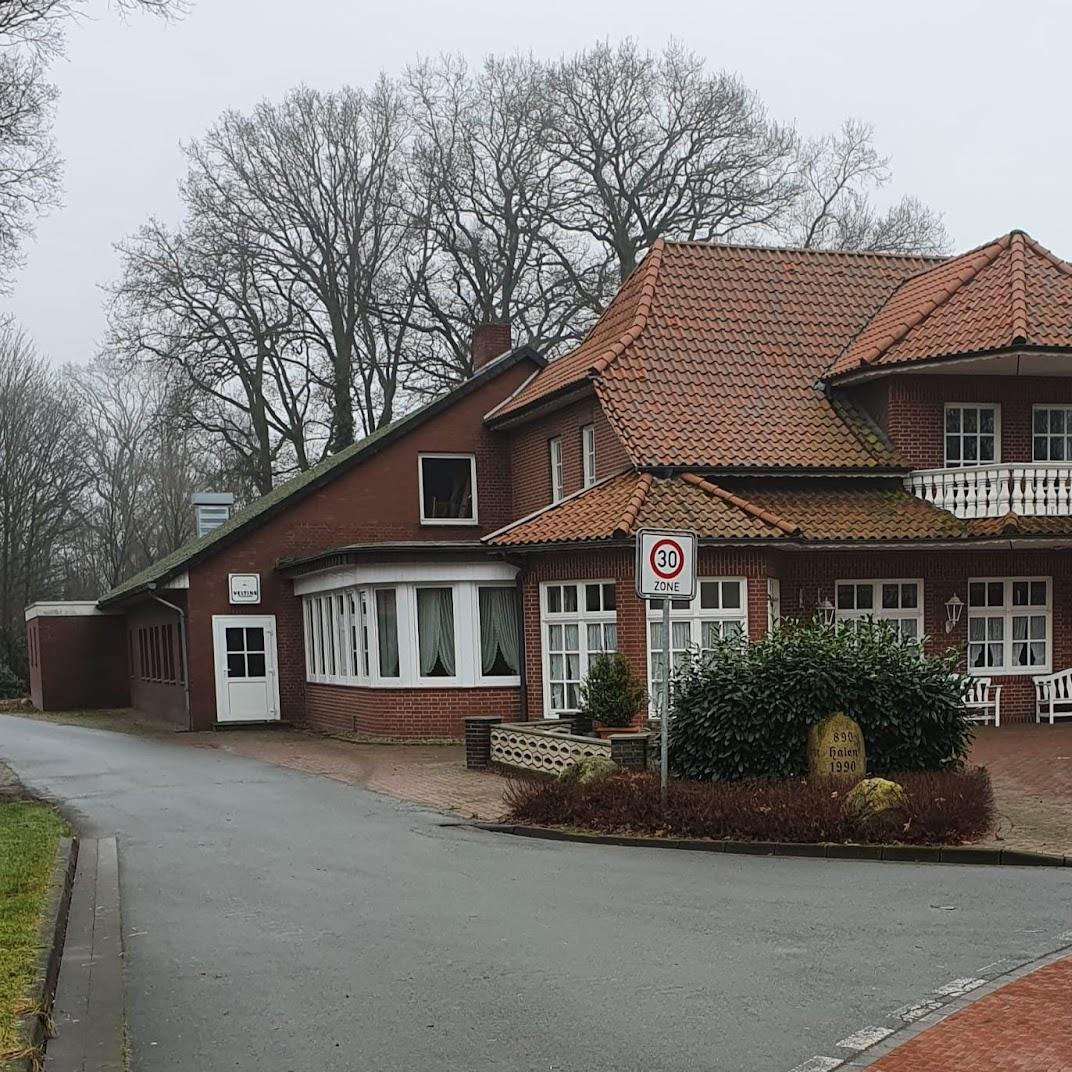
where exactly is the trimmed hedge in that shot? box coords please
[668,618,973,781]
[503,768,995,845]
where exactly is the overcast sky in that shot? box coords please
[7,0,1068,366]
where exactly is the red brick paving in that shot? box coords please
[971,724,1072,856]
[869,956,1072,1071]
[186,730,509,820]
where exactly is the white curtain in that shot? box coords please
[417,587,456,676]
[376,589,399,677]
[479,587,520,675]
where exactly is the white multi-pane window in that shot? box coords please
[944,404,999,467]
[303,581,520,687]
[646,579,747,714]
[835,580,924,640]
[581,424,597,487]
[967,578,1050,674]
[1033,406,1072,462]
[549,437,564,502]
[541,581,617,716]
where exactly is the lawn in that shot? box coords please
[0,803,68,1057]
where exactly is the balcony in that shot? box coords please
[905,464,1072,519]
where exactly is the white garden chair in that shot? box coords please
[1033,669,1072,724]
[964,677,1001,726]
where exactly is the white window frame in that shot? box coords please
[944,403,1000,468]
[646,578,748,715]
[834,579,925,641]
[967,577,1051,676]
[581,424,596,488]
[549,437,564,502]
[540,581,618,717]
[302,580,520,689]
[417,453,478,526]
[1032,405,1072,463]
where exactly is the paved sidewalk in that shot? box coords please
[971,723,1072,856]
[864,954,1072,1070]
[187,730,510,820]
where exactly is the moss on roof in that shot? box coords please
[99,347,542,606]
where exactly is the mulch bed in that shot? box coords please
[504,768,994,845]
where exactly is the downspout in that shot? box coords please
[515,575,528,723]
[147,583,192,731]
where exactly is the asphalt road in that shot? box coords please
[2,715,1070,1072]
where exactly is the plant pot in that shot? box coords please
[593,724,634,739]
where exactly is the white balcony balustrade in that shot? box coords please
[905,464,1072,519]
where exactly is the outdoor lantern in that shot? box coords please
[818,596,836,627]
[945,593,965,633]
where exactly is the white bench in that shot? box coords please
[1034,669,1072,724]
[964,677,1001,726]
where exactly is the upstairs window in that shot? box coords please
[549,437,564,502]
[419,455,477,524]
[944,404,998,467]
[581,424,596,487]
[1033,406,1072,462]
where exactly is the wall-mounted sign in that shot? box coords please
[229,573,261,605]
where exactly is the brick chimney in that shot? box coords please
[470,321,512,371]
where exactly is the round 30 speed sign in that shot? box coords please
[635,529,698,600]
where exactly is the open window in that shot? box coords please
[419,454,477,524]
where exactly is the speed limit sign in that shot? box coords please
[635,529,697,600]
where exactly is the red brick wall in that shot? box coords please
[28,614,129,712]
[877,375,1072,470]
[505,394,630,519]
[519,546,772,719]
[126,600,188,726]
[304,683,520,738]
[777,547,1072,723]
[180,363,534,731]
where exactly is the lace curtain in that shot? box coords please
[417,587,456,676]
[479,587,520,675]
[376,589,399,677]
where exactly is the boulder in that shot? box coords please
[558,755,619,785]
[843,777,909,836]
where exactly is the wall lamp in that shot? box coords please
[818,596,836,628]
[944,593,964,634]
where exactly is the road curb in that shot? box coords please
[1,836,78,1072]
[473,823,1069,867]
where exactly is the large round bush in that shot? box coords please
[668,618,972,781]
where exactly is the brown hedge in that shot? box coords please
[502,767,994,846]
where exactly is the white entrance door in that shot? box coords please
[212,616,280,723]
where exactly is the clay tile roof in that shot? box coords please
[488,241,939,469]
[829,231,1072,378]
[485,471,792,547]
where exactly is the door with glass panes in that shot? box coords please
[212,616,280,722]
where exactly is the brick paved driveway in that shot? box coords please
[187,729,509,820]
[971,723,1072,856]
[866,954,1072,1071]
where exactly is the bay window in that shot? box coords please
[541,581,617,715]
[304,580,518,687]
[646,579,747,715]
[835,580,923,640]
[944,404,998,467]
[967,578,1050,674]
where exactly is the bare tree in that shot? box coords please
[545,40,800,292]
[110,211,318,494]
[0,0,187,288]
[0,327,86,678]
[404,54,598,384]
[185,80,413,451]
[784,119,949,254]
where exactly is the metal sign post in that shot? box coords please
[635,529,698,805]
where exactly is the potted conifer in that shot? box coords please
[579,652,647,738]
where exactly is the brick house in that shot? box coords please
[26,230,1072,733]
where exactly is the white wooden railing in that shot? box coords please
[905,464,1072,518]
